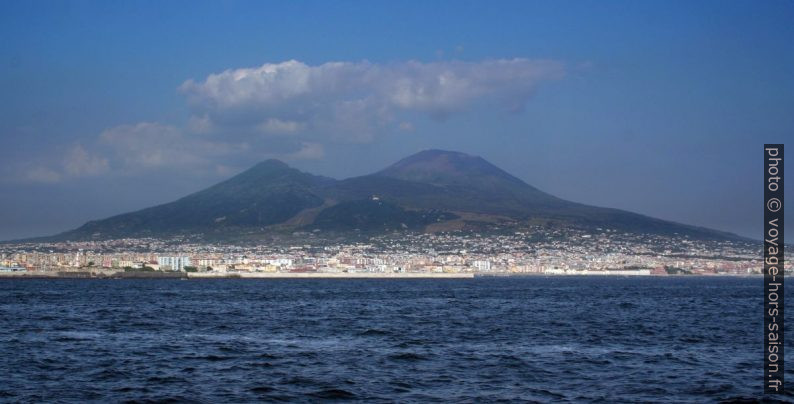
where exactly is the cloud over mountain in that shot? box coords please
[14,58,564,183]
[23,145,108,183]
[98,122,250,171]
[180,58,565,139]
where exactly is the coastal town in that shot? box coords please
[0,226,764,277]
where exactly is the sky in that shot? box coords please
[0,0,792,240]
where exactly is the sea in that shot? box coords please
[0,276,790,402]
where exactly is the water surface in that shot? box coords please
[0,277,788,402]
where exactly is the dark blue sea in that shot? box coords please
[0,277,789,402]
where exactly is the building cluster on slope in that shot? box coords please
[0,226,764,276]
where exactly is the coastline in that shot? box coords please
[0,271,761,279]
[0,271,475,279]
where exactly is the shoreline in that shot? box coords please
[0,271,761,279]
[0,271,475,279]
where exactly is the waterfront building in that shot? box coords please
[157,256,192,271]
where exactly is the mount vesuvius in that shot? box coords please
[26,150,740,242]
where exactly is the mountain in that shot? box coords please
[365,149,568,215]
[31,150,741,241]
[54,160,333,240]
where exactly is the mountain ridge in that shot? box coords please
[14,149,744,242]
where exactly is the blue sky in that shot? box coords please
[0,0,791,240]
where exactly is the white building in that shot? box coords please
[157,256,192,271]
[472,260,491,272]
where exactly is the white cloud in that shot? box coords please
[16,58,565,183]
[99,122,190,169]
[180,58,564,139]
[187,114,214,134]
[63,145,109,177]
[258,118,304,135]
[96,120,324,168]
[22,145,108,183]
[98,122,251,171]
